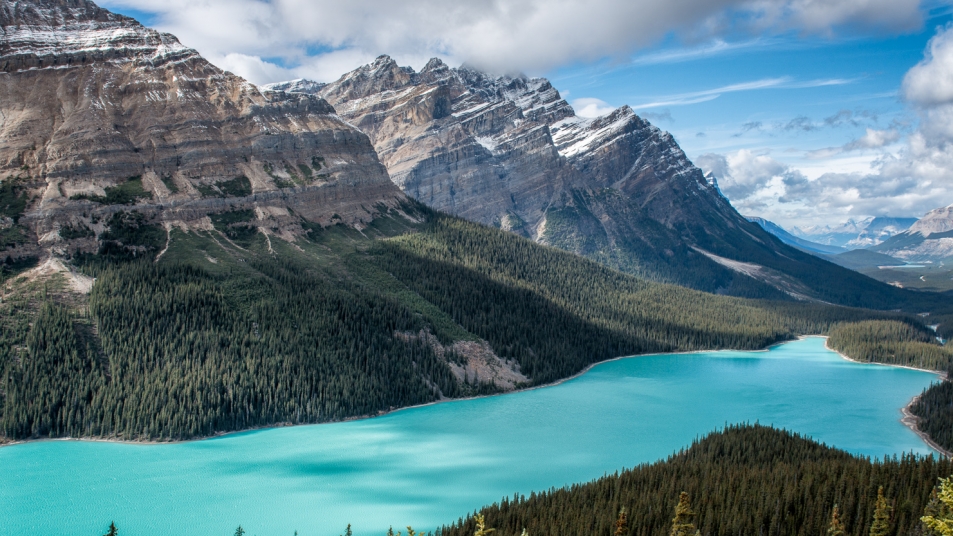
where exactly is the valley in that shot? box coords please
[1,1,953,535]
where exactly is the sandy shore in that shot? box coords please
[824,338,951,459]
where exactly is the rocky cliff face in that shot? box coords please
[266,56,922,306]
[0,0,405,262]
[265,57,803,297]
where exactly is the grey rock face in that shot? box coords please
[1,0,405,260]
[277,56,912,307]
[283,56,773,294]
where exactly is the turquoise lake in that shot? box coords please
[0,337,942,536]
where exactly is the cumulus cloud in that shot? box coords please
[100,0,925,84]
[903,24,953,107]
[572,98,617,118]
[843,128,901,150]
[696,150,802,200]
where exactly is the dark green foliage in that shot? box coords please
[1,303,105,438]
[312,156,325,170]
[297,163,313,181]
[104,521,118,536]
[910,363,953,452]
[264,163,295,188]
[197,176,252,198]
[0,255,38,279]
[0,224,28,250]
[219,176,252,197]
[0,177,29,222]
[935,314,953,343]
[59,222,95,240]
[72,176,152,205]
[160,175,179,194]
[438,425,953,536]
[370,215,915,385]
[828,321,953,371]
[210,210,258,243]
[0,254,459,440]
[97,212,166,260]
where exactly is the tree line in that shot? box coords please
[437,424,953,536]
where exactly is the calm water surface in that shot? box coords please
[0,337,941,536]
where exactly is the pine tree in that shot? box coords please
[827,505,846,536]
[474,514,495,536]
[235,526,246,536]
[103,521,118,536]
[870,486,892,536]
[342,524,353,536]
[922,477,953,536]
[671,492,698,536]
[615,506,629,536]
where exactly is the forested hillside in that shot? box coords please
[911,364,953,453]
[438,425,953,536]
[0,209,921,441]
[827,320,953,371]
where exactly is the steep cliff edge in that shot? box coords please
[268,57,925,308]
[0,0,405,264]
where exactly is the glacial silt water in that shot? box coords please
[0,337,941,536]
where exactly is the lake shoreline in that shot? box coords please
[1,335,937,453]
[824,339,951,459]
[0,337,802,449]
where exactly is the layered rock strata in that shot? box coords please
[267,57,794,296]
[0,0,405,260]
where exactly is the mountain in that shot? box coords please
[4,0,919,444]
[792,217,916,249]
[746,216,846,255]
[871,203,953,262]
[267,58,927,309]
[849,216,919,248]
[0,0,405,266]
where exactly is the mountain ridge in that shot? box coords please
[267,59,931,309]
[1,0,406,265]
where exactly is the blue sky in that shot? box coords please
[103,0,953,229]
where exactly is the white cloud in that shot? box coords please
[903,24,953,107]
[843,128,901,150]
[632,77,856,110]
[572,98,617,118]
[805,128,901,158]
[691,22,953,228]
[99,0,926,85]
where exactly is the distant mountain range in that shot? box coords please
[752,205,953,266]
[872,204,953,262]
[746,217,847,256]
[790,217,917,249]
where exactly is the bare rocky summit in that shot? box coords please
[0,0,405,262]
[267,57,807,297]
